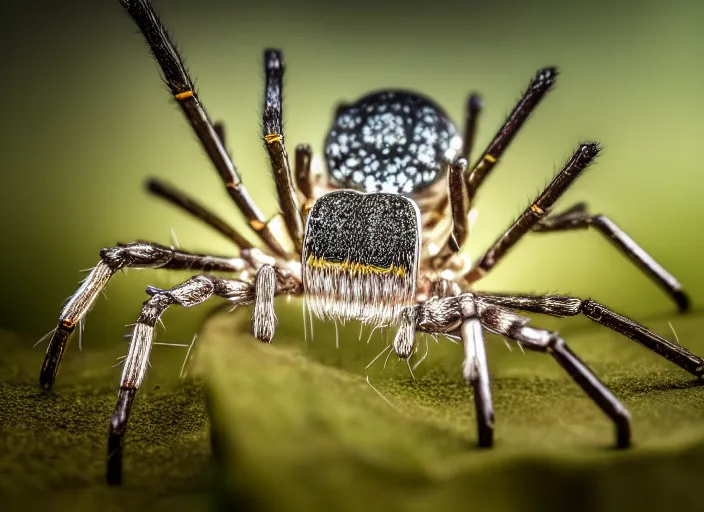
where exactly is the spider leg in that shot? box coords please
[177,118,250,246]
[398,296,494,446]
[429,158,470,266]
[463,142,600,283]
[108,276,252,486]
[146,178,255,250]
[426,93,482,245]
[426,69,556,264]
[461,93,482,164]
[531,203,689,311]
[108,265,298,485]
[120,0,288,257]
[460,298,494,446]
[295,144,317,216]
[418,158,454,234]
[476,293,704,377]
[252,265,277,342]
[431,69,557,265]
[477,302,631,448]
[262,50,305,254]
[39,242,250,389]
[465,68,557,202]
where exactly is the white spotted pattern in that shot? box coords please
[325,91,462,195]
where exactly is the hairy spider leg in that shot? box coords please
[430,69,557,267]
[392,296,494,447]
[405,294,632,448]
[107,266,298,485]
[39,243,250,389]
[476,293,704,376]
[463,141,689,311]
[429,157,469,266]
[120,0,289,257]
[476,301,632,448]
[459,298,494,446]
[262,50,305,254]
[531,203,690,311]
[465,68,558,202]
[461,93,483,164]
[465,142,600,282]
[425,93,482,233]
[108,275,253,485]
[147,179,254,249]
[294,144,316,216]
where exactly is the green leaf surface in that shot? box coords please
[0,332,214,511]
[201,301,704,511]
[2,302,703,511]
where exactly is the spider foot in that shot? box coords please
[107,388,135,486]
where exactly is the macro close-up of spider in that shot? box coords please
[32,0,704,490]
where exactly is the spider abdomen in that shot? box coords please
[324,91,462,195]
[302,190,421,325]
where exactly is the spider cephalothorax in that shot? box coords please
[39,0,701,487]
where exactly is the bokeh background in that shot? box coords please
[2,0,703,346]
[2,0,704,508]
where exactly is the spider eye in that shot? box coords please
[324,91,461,195]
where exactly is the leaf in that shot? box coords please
[0,331,213,510]
[2,303,702,511]
[200,300,704,511]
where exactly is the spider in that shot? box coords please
[38,0,703,486]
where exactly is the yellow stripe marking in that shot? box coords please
[264,134,282,144]
[307,255,407,278]
[174,90,194,100]
[484,154,497,163]
[530,203,544,215]
[250,219,266,230]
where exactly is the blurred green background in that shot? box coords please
[0,0,702,341]
[1,0,704,508]
[2,0,703,347]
